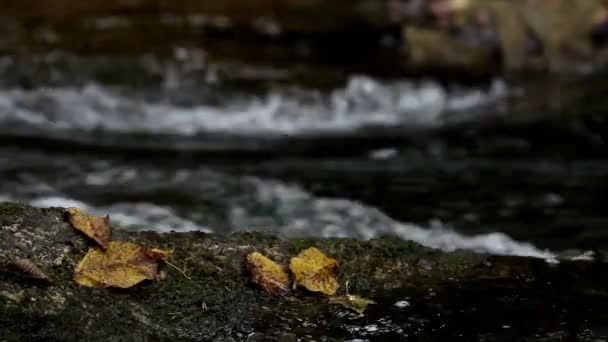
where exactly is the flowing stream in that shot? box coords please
[1,52,607,260]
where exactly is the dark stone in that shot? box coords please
[1,203,608,341]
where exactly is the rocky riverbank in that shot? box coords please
[1,203,607,341]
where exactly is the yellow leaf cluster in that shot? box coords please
[245,247,340,296]
[74,241,167,288]
[65,207,111,249]
[65,208,169,288]
[289,247,339,295]
[245,252,290,296]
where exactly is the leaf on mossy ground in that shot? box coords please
[74,241,169,288]
[328,294,376,314]
[289,247,339,295]
[65,207,111,249]
[12,258,53,283]
[245,252,290,296]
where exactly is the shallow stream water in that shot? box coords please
[1,52,607,260]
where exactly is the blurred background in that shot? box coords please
[1,0,607,259]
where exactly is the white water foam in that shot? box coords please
[2,171,552,260]
[26,196,210,233]
[0,76,507,136]
[237,178,556,260]
[0,194,14,203]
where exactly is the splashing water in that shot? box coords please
[0,76,507,137]
[3,171,553,260]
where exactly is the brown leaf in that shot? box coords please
[328,294,376,314]
[12,258,53,283]
[289,247,339,295]
[65,207,111,249]
[74,241,168,288]
[245,252,290,296]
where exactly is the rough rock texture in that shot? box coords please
[1,203,608,341]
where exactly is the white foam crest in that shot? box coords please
[27,196,209,233]
[241,178,555,260]
[100,203,210,233]
[0,194,14,203]
[0,76,507,136]
[390,220,555,259]
[30,196,90,209]
[4,171,551,259]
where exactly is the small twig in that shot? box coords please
[163,260,191,280]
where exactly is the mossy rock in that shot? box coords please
[1,204,607,341]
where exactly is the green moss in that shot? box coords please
[0,202,26,218]
[285,236,322,255]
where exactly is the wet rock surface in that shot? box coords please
[1,203,608,341]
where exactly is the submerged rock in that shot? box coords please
[1,203,608,341]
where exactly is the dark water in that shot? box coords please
[233,156,608,251]
[0,52,607,258]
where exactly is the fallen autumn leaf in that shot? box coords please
[65,207,111,249]
[74,241,169,288]
[289,247,339,295]
[12,258,53,283]
[245,252,290,296]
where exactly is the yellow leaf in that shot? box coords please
[328,294,376,314]
[74,241,169,288]
[289,247,339,295]
[245,252,290,296]
[65,207,111,249]
[146,248,170,261]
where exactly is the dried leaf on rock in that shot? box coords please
[328,294,376,314]
[74,241,169,288]
[245,252,290,296]
[12,258,53,283]
[289,247,339,295]
[65,207,111,249]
